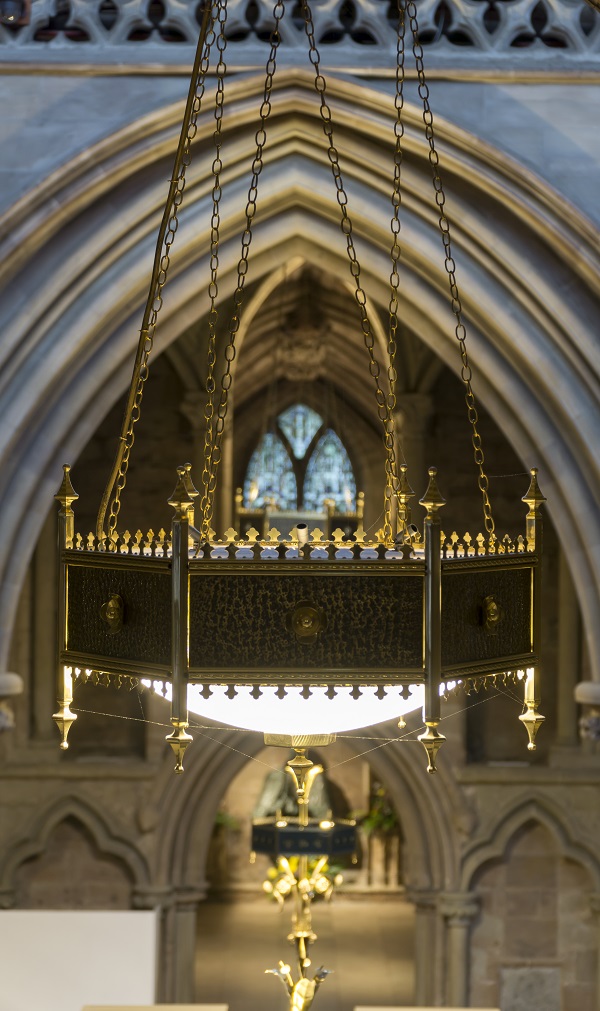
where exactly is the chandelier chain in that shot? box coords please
[300,0,399,544]
[407,0,495,535]
[388,0,408,527]
[98,0,218,540]
[388,0,405,415]
[199,0,286,541]
[199,0,228,529]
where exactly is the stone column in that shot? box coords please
[156,887,206,1002]
[31,507,57,741]
[554,548,580,748]
[394,393,435,501]
[408,889,439,1006]
[575,681,600,754]
[439,891,480,1007]
[590,894,600,1011]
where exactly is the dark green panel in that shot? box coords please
[66,562,171,666]
[441,563,532,669]
[252,822,357,857]
[189,571,423,673]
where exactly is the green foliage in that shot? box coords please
[214,808,241,832]
[354,784,399,838]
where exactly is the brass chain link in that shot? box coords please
[199,0,286,541]
[388,0,408,528]
[98,0,495,542]
[199,0,228,529]
[300,0,400,544]
[406,0,495,535]
[98,0,219,540]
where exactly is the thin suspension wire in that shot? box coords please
[72,686,514,775]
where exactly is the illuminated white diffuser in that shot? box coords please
[186,684,425,736]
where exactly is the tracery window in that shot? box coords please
[242,404,357,513]
[243,432,297,509]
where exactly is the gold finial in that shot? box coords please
[266,963,331,1011]
[419,467,446,515]
[519,707,545,751]
[165,721,193,773]
[519,667,545,751]
[522,467,545,551]
[52,704,77,750]
[396,465,415,542]
[355,490,365,540]
[183,462,199,500]
[398,465,415,502]
[168,465,195,521]
[285,749,323,809]
[183,462,199,525]
[53,666,77,749]
[522,467,546,511]
[418,722,446,773]
[55,464,79,509]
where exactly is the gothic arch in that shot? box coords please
[460,793,600,891]
[0,794,150,903]
[1,70,599,683]
[151,724,470,896]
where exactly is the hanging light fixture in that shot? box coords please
[53,0,545,775]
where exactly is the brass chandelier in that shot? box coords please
[53,0,546,778]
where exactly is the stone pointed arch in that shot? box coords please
[0,793,150,904]
[460,793,600,891]
[150,721,470,895]
[0,69,599,685]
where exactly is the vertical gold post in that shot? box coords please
[519,468,546,751]
[356,490,365,540]
[418,468,446,773]
[285,749,323,976]
[396,465,415,542]
[53,465,78,749]
[166,467,194,773]
[182,462,199,529]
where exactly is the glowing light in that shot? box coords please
[187,683,423,735]
[141,681,423,734]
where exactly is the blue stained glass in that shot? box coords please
[243,432,297,509]
[302,430,357,513]
[278,404,323,459]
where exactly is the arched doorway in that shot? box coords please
[0,72,599,680]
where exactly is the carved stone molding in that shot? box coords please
[0,0,598,68]
[439,889,480,926]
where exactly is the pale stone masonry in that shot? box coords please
[0,0,599,1006]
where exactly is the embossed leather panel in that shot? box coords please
[66,563,171,666]
[189,571,424,674]
[441,563,532,669]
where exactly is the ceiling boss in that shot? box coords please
[53,0,546,782]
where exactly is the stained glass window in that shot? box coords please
[302,430,356,513]
[278,404,323,458]
[242,432,297,509]
[242,406,357,513]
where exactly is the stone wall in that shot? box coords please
[1,10,600,1004]
[13,816,134,909]
[471,821,597,1011]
